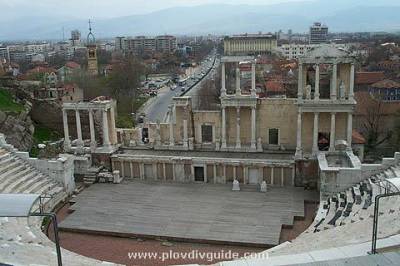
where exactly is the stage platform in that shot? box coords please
[59,180,318,246]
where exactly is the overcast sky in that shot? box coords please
[1,0,307,18]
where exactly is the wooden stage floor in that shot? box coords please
[59,180,318,246]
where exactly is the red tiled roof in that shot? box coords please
[355,72,385,85]
[65,61,80,69]
[371,79,400,89]
[266,80,284,92]
[352,130,366,144]
[26,66,56,75]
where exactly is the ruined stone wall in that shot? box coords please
[0,110,35,151]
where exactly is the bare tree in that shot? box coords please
[362,94,392,156]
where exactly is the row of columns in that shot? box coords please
[221,61,256,96]
[114,159,294,187]
[63,107,115,151]
[298,62,355,101]
[296,111,353,156]
[220,106,257,150]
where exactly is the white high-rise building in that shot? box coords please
[309,22,328,44]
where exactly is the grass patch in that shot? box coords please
[0,89,24,113]
[30,124,61,157]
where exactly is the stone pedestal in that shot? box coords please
[260,181,267,192]
[113,170,122,184]
[232,179,240,191]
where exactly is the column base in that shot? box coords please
[295,149,303,160]
[63,141,71,151]
[169,141,175,147]
[221,141,227,149]
[90,142,97,152]
[250,141,256,150]
[235,143,241,149]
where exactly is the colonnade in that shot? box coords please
[63,102,117,152]
[112,157,295,186]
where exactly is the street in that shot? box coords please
[142,50,219,122]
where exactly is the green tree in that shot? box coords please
[106,55,145,98]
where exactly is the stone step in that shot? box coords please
[0,159,21,175]
[0,153,12,164]
[27,178,54,194]
[0,165,29,191]
[2,167,38,193]
[15,173,45,193]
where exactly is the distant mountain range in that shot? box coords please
[1,0,400,40]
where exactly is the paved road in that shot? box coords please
[185,57,220,110]
[141,86,181,122]
[142,51,218,123]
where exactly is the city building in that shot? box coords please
[116,35,177,54]
[224,33,277,56]
[0,46,9,62]
[70,30,81,46]
[278,43,348,60]
[309,22,329,44]
[368,79,400,101]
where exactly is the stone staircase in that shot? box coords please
[0,147,67,210]
[0,145,119,265]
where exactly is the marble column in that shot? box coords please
[291,166,295,186]
[183,106,188,148]
[312,112,319,155]
[271,166,274,185]
[120,161,125,178]
[213,164,217,184]
[349,63,355,101]
[109,106,117,144]
[129,162,133,178]
[295,111,303,158]
[139,162,145,180]
[251,63,256,96]
[329,112,336,151]
[235,65,241,96]
[297,63,303,100]
[314,64,320,100]
[251,106,256,150]
[281,167,284,187]
[163,163,166,181]
[102,108,111,148]
[89,109,96,151]
[221,107,227,149]
[62,109,71,150]
[347,112,353,149]
[223,165,226,183]
[169,105,174,146]
[75,109,83,148]
[331,63,337,100]
[221,62,226,96]
[235,107,241,149]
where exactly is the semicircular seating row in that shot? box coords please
[268,164,400,256]
[0,147,119,266]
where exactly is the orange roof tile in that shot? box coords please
[355,72,385,85]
